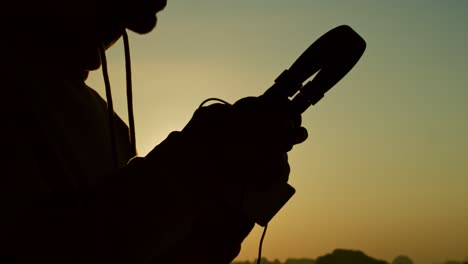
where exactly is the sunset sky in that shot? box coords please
[86,1,468,263]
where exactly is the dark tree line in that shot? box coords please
[233,249,468,264]
[232,249,384,264]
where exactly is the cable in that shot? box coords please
[123,31,137,157]
[99,44,118,168]
[257,224,268,264]
[198,97,231,108]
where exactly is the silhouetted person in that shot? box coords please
[1,0,307,263]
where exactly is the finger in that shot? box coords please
[263,122,307,152]
[292,126,308,145]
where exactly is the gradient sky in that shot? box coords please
[86,1,468,263]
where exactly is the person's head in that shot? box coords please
[6,0,167,72]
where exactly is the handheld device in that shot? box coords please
[229,25,367,226]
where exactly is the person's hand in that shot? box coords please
[181,96,308,186]
[158,95,307,263]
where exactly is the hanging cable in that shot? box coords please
[198,97,231,108]
[123,31,137,157]
[257,224,268,264]
[99,44,119,168]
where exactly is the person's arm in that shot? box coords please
[1,96,305,264]
[94,97,307,264]
[1,117,214,264]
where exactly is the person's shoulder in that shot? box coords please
[81,82,127,125]
[80,81,107,108]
